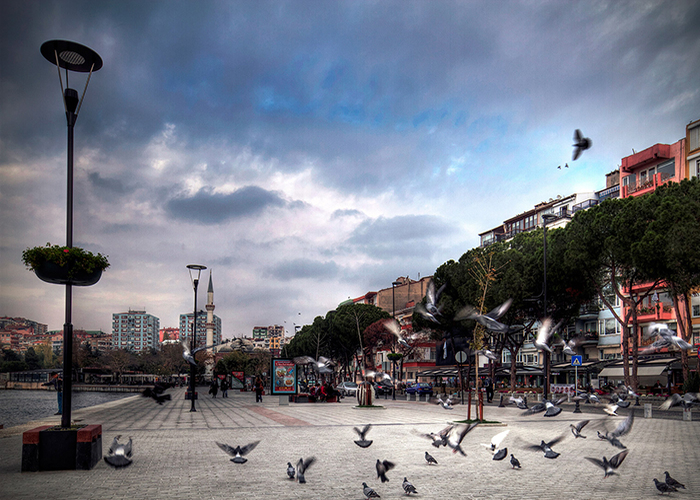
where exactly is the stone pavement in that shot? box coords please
[0,388,698,500]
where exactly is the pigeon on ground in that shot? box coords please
[402,477,418,495]
[104,435,133,468]
[445,422,479,456]
[425,451,438,465]
[481,430,510,455]
[286,462,295,479]
[354,424,374,448]
[215,440,260,464]
[585,449,629,478]
[654,478,677,495]
[664,471,685,489]
[527,436,564,459]
[570,420,590,438]
[510,454,521,469]
[376,459,395,483]
[572,129,592,161]
[598,411,634,449]
[659,392,700,410]
[296,456,315,483]
[363,482,381,498]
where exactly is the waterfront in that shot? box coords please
[0,390,135,429]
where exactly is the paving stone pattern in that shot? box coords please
[0,388,698,499]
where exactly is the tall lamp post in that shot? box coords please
[187,264,207,412]
[391,281,401,400]
[542,213,557,401]
[41,40,102,428]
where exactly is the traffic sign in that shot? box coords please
[455,351,468,364]
[571,355,583,366]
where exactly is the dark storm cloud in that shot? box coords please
[165,185,287,224]
[346,214,456,260]
[87,171,128,194]
[265,258,339,281]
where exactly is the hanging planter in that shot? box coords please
[22,244,109,287]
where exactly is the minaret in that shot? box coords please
[206,271,215,346]
[204,271,216,379]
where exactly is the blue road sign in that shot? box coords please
[571,355,583,367]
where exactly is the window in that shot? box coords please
[657,158,675,178]
[690,124,700,151]
[693,304,700,318]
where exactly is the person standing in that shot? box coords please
[220,378,229,398]
[209,379,219,398]
[42,373,63,415]
[254,376,264,403]
[485,376,494,403]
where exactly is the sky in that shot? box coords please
[1,1,699,339]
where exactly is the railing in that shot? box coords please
[572,199,599,213]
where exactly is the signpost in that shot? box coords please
[571,355,583,414]
[455,351,467,406]
[270,359,298,396]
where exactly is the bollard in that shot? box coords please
[683,408,692,422]
[498,394,505,408]
[634,396,640,406]
[573,399,582,413]
[406,393,410,401]
[537,392,542,402]
[644,403,652,419]
[279,395,289,406]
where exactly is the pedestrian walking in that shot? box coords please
[42,373,63,415]
[209,379,219,398]
[255,376,264,403]
[485,377,494,403]
[221,378,229,398]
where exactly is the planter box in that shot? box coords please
[22,424,102,472]
[34,262,102,286]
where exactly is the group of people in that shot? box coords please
[308,381,340,402]
[208,378,230,398]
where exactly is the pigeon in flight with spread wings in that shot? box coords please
[296,457,315,484]
[570,420,590,439]
[382,319,410,349]
[215,440,260,464]
[292,355,335,373]
[598,411,634,449]
[481,429,510,461]
[643,323,693,352]
[181,339,223,366]
[534,318,563,353]
[376,459,395,483]
[527,435,564,459]
[104,435,133,468]
[415,279,445,323]
[572,129,592,161]
[455,298,513,334]
[412,425,450,448]
[585,449,629,478]
[659,392,700,410]
[353,424,373,448]
[445,422,479,456]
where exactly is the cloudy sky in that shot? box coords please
[1,1,698,338]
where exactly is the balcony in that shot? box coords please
[629,304,674,322]
[572,199,599,213]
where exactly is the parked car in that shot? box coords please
[335,381,358,397]
[405,383,433,396]
[374,381,394,396]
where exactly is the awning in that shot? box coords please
[598,364,668,378]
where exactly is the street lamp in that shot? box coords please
[391,281,401,400]
[187,264,207,412]
[41,40,102,428]
[542,213,557,401]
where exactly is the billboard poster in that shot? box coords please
[231,371,245,389]
[270,358,297,395]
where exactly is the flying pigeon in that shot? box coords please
[510,454,521,469]
[534,318,557,353]
[481,430,510,455]
[437,396,454,410]
[142,386,172,405]
[296,456,315,484]
[181,339,222,366]
[574,392,600,404]
[603,404,619,416]
[664,471,685,490]
[543,397,566,417]
[585,449,629,478]
[402,477,418,495]
[493,448,508,461]
[412,426,450,448]
[292,356,335,373]
[382,319,411,349]
[376,459,395,483]
[648,323,693,350]
[286,462,295,479]
[475,349,499,361]
[509,395,528,409]
[215,440,260,464]
[654,478,677,495]
[445,422,479,456]
[104,435,133,468]
[570,420,590,438]
[425,451,438,465]
[659,392,700,410]
[557,335,584,356]
[363,482,381,498]
[598,411,634,449]
[455,298,513,334]
[414,279,444,324]
[572,129,591,161]
[354,424,374,448]
[527,436,564,459]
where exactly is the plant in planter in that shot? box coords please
[22,243,109,286]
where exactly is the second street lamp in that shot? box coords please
[542,213,557,401]
[187,264,206,412]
